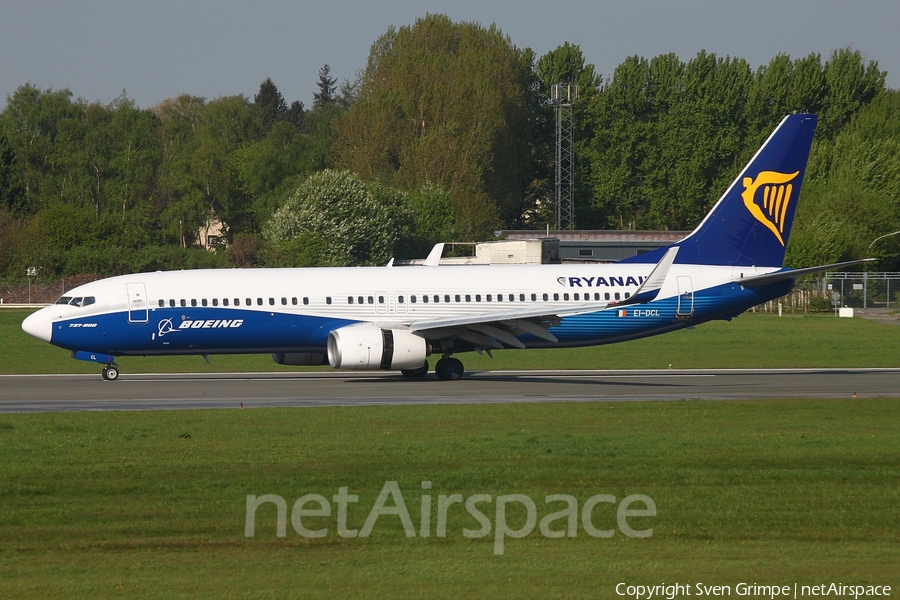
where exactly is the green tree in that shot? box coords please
[819,47,886,139]
[0,84,84,213]
[0,129,24,212]
[254,78,288,133]
[333,14,539,239]
[797,90,900,269]
[313,64,337,108]
[267,169,414,266]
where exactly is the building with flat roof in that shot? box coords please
[502,230,689,262]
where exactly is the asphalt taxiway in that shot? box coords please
[2,368,898,412]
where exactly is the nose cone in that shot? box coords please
[22,309,53,343]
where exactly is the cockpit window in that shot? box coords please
[54,296,96,307]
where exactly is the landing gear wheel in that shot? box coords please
[401,361,429,379]
[102,365,119,381]
[435,357,464,381]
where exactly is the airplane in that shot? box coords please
[22,113,871,381]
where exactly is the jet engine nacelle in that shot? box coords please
[327,324,429,370]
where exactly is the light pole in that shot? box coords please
[26,267,36,304]
[867,230,900,250]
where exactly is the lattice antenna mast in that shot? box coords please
[552,83,578,230]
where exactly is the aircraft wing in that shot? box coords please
[404,246,679,350]
[734,258,876,287]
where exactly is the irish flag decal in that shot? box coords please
[617,309,628,317]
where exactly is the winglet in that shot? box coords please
[424,243,445,266]
[615,246,679,307]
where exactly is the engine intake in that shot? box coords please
[327,324,429,370]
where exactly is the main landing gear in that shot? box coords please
[399,356,465,380]
[434,356,464,381]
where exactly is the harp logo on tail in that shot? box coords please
[741,170,799,246]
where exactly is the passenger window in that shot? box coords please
[158,299,165,308]
[398,295,405,303]
[553,293,559,301]
[423,295,429,303]
[326,297,332,305]
[303,297,309,305]
[191,299,197,307]
[169,299,176,307]
[624,292,631,299]
[213,299,219,306]
[180,299,186,307]
[531,293,536,301]
[614,292,621,300]
[358,296,363,304]
[348,297,354,304]
[465,294,471,302]
[444,295,450,303]
[486,294,492,302]
[379,296,385,304]
[368,296,374,304]
[455,295,461,302]
[222,299,228,306]
[269,298,275,306]
[574,293,579,301]
[605,293,610,300]
[475,294,481,302]
[292,298,297,305]
[496,294,502,302]
[246,298,252,306]
[411,295,417,303]
[594,293,600,301]
[281,298,287,305]
[542,293,548,301]
[433,295,439,303]
[257,298,263,306]
[202,299,208,307]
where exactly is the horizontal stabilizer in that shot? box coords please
[734,258,877,286]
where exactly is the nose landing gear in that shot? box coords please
[101,364,120,381]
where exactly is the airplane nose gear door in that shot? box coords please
[676,276,694,319]
[126,282,149,323]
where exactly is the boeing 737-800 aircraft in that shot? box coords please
[22,114,868,380]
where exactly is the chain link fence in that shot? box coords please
[751,272,900,313]
[0,276,102,306]
[823,272,900,309]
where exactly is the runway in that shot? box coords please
[2,368,899,412]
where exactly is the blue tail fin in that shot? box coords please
[623,114,817,267]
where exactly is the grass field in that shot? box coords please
[1,400,898,598]
[2,308,900,374]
